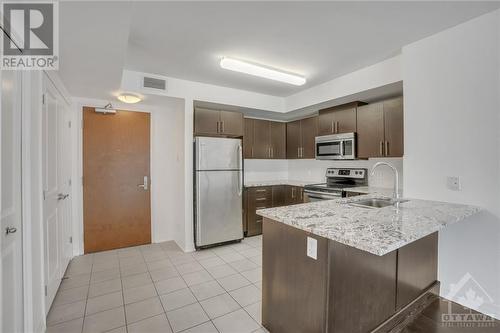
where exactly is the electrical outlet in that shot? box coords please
[447,176,461,191]
[307,237,317,260]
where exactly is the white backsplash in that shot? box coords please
[245,158,403,189]
[244,159,289,182]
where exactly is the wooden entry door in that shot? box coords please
[83,107,151,253]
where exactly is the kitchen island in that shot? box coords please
[257,194,480,333]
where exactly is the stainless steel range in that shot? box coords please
[303,168,368,202]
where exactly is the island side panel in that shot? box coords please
[328,241,397,333]
[396,232,438,310]
[262,218,329,333]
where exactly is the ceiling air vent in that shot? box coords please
[143,76,166,91]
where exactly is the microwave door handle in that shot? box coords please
[340,140,344,157]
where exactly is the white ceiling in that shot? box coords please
[59,1,500,100]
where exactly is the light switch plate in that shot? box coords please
[447,176,461,191]
[307,237,317,260]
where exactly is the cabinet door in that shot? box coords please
[318,110,336,136]
[286,120,301,159]
[194,108,220,135]
[270,122,286,159]
[333,107,357,134]
[357,103,384,158]
[285,186,302,205]
[383,97,404,157]
[300,116,318,159]
[272,185,286,207]
[253,119,271,159]
[243,118,254,158]
[219,110,244,136]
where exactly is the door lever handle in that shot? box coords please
[138,176,149,191]
[57,193,69,200]
[5,227,17,235]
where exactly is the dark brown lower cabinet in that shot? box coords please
[246,186,272,236]
[285,186,303,204]
[262,219,438,333]
[245,185,304,236]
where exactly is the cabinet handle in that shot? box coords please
[256,198,267,201]
[217,121,220,133]
[385,141,389,156]
[380,141,384,156]
[256,189,267,193]
[336,121,339,133]
[331,120,334,133]
[221,121,224,133]
[297,147,300,158]
[292,187,295,198]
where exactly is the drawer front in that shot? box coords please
[250,186,273,199]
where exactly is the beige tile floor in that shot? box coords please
[47,236,267,333]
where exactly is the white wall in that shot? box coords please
[285,55,401,111]
[150,100,185,243]
[402,9,500,317]
[72,97,186,253]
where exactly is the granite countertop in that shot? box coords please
[244,180,317,187]
[257,194,480,256]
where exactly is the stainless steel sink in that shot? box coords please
[349,198,408,209]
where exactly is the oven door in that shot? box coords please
[304,190,342,202]
[342,138,356,159]
[315,140,343,160]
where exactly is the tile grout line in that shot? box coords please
[144,246,176,333]
[48,239,263,333]
[118,254,129,333]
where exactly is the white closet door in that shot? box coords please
[42,76,73,311]
[1,68,24,332]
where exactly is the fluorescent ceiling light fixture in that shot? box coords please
[220,57,306,86]
[117,93,141,104]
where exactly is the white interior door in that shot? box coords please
[1,68,24,332]
[42,76,72,311]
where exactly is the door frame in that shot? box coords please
[75,101,154,255]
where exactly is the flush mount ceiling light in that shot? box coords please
[220,57,306,86]
[117,93,141,104]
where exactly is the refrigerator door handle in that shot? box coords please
[238,145,243,196]
[196,172,202,244]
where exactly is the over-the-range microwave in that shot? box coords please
[315,133,356,160]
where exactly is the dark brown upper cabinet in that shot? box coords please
[383,97,404,157]
[243,118,254,158]
[286,120,301,159]
[244,118,286,159]
[270,122,286,159]
[318,102,365,136]
[357,96,404,158]
[286,116,318,159]
[194,107,243,137]
[357,103,385,158]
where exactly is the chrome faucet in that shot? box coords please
[370,162,400,203]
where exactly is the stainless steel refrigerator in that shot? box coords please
[194,137,243,248]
